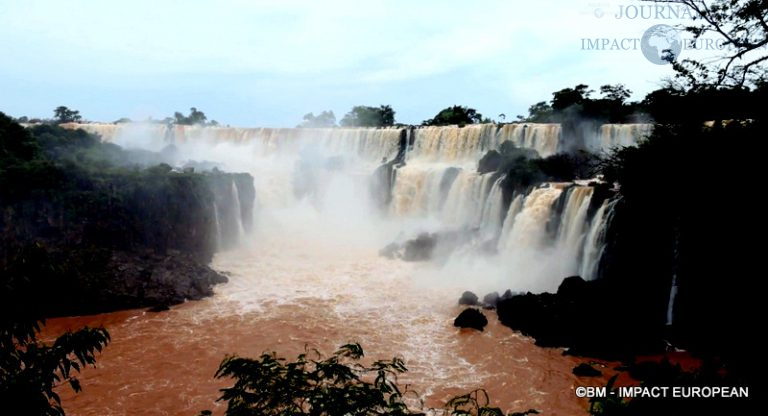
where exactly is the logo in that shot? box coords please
[640,24,682,65]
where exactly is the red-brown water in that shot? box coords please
[46,237,608,415]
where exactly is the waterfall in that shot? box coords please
[667,275,678,325]
[552,186,594,277]
[213,203,223,251]
[591,123,653,152]
[500,186,564,251]
[579,199,613,280]
[231,179,245,238]
[478,175,506,238]
[57,122,641,291]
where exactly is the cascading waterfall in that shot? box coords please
[231,179,245,238]
[500,186,564,251]
[579,199,613,280]
[59,121,639,292]
[66,122,649,159]
[498,194,524,250]
[213,203,223,250]
[588,123,653,152]
[552,186,594,278]
[478,175,506,238]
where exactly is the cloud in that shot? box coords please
[0,0,730,126]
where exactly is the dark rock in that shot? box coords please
[459,291,479,306]
[403,233,436,262]
[496,278,667,360]
[482,291,500,309]
[148,304,171,312]
[501,289,516,300]
[557,276,588,300]
[454,308,488,331]
[478,150,502,174]
[573,363,602,377]
[0,121,250,319]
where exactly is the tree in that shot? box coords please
[297,110,337,128]
[340,105,395,127]
[648,0,768,87]
[599,84,632,104]
[518,101,554,122]
[202,343,536,416]
[53,106,82,124]
[422,105,483,126]
[173,107,208,125]
[0,321,110,416]
[1,244,110,415]
[551,84,592,111]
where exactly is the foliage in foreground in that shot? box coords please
[0,322,110,416]
[1,245,112,415]
[202,343,536,416]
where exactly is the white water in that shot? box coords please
[230,179,245,239]
[58,121,642,294]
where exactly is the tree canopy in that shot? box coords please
[422,105,483,126]
[340,105,395,127]
[518,84,638,123]
[53,106,82,124]
[202,343,538,416]
[298,110,336,128]
[173,107,210,125]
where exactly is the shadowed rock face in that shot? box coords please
[1,160,254,317]
[495,276,667,360]
[572,363,602,377]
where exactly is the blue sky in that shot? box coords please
[0,0,706,127]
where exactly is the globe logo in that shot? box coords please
[641,24,682,65]
[594,8,604,18]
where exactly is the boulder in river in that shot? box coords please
[458,291,479,306]
[482,291,500,309]
[454,308,488,331]
[403,233,437,261]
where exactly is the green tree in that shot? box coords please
[298,110,337,128]
[551,84,592,111]
[599,84,632,104]
[53,106,82,124]
[202,343,536,416]
[340,105,395,127]
[1,244,110,416]
[0,320,110,416]
[649,0,768,87]
[173,107,208,125]
[205,343,416,416]
[422,105,483,126]
[518,101,554,122]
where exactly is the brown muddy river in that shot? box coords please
[46,233,605,416]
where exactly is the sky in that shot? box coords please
[0,0,718,127]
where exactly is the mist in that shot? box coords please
[68,121,649,296]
